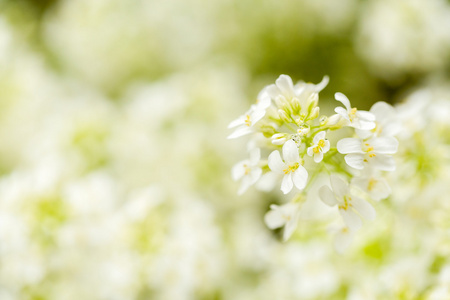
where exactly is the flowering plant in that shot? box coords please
[229,75,400,252]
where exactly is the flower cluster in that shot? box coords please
[229,75,400,251]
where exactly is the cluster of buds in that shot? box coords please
[228,75,401,252]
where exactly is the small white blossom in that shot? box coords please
[337,136,398,171]
[264,202,300,241]
[319,175,376,230]
[334,92,376,130]
[227,91,271,139]
[232,148,262,195]
[307,131,330,163]
[268,140,308,194]
[356,101,402,139]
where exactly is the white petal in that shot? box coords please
[356,110,376,122]
[323,140,330,153]
[249,148,261,165]
[319,185,337,206]
[334,107,350,120]
[228,115,245,128]
[264,206,285,229]
[369,178,391,201]
[337,138,362,154]
[330,175,349,198]
[313,152,323,163]
[257,89,272,109]
[340,209,362,231]
[250,108,266,125]
[231,161,246,181]
[335,92,351,110]
[351,196,376,221]
[313,131,326,144]
[314,75,329,92]
[370,101,395,121]
[255,172,279,192]
[249,168,262,184]
[357,119,376,130]
[355,129,373,139]
[283,214,298,241]
[344,154,365,170]
[369,137,399,154]
[282,140,299,164]
[268,150,285,173]
[334,228,354,254]
[292,166,308,190]
[370,154,396,171]
[382,122,402,137]
[281,173,293,194]
[227,126,253,139]
[266,84,280,99]
[276,75,295,99]
[307,146,314,157]
[238,176,253,195]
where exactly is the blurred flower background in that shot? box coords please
[0,0,450,299]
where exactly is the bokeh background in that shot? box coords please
[0,0,449,299]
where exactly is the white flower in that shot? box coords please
[232,148,262,195]
[337,136,398,171]
[334,92,376,130]
[264,202,300,241]
[356,101,402,139]
[319,175,376,230]
[352,171,391,201]
[307,131,330,163]
[268,140,308,194]
[227,91,271,139]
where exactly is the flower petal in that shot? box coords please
[227,126,253,139]
[335,92,352,110]
[323,140,330,153]
[314,152,323,163]
[231,161,246,181]
[282,140,300,164]
[351,196,376,221]
[357,119,376,130]
[319,185,338,206]
[337,138,362,154]
[255,172,279,192]
[281,173,293,194]
[340,209,362,231]
[344,153,365,170]
[314,131,326,144]
[334,107,350,120]
[369,137,399,154]
[268,150,285,173]
[292,166,308,190]
[264,206,285,229]
[276,75,295,99]
[283,214,298,241]
[228,115,245,128]
[249,148,261,165]
[314,75,329,92]
[330,175,349,198]
[238,176,253,195]
[356,110,376,122]
[371,154,396,171]
[334,227,354,254]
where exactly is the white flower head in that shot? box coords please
[356,101,402,139]
[232,148,262,195]
[307,131,330,163]
[337,136,398,171]
[319,175,376,231]
[228,104,267,139]
[264,202,300,241]
[268,140,308,194]
[334,92,376,130]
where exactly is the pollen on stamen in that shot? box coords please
[244,115,251,127]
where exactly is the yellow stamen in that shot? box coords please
[245,115,251,127]
[283,162,299,174]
